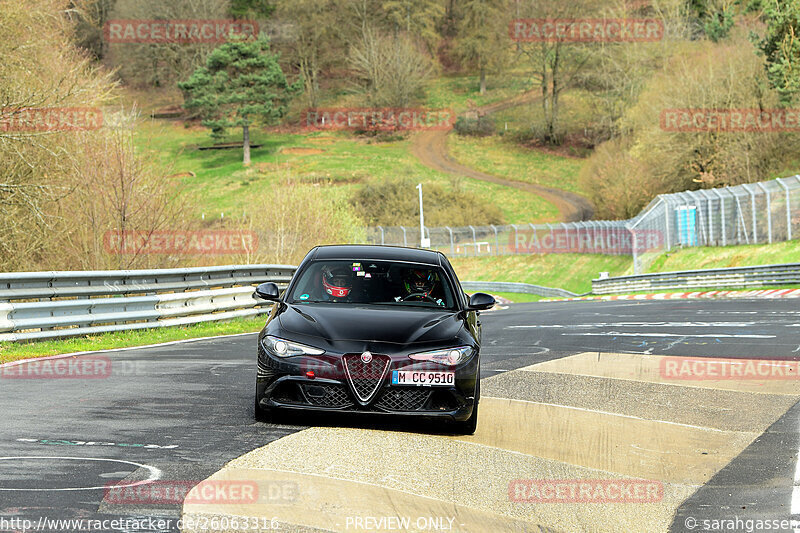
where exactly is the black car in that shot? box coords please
[253,245,495,434]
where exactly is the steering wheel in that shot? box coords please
[401,292,437,303]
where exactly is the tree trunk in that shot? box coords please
[242,124,251,166]
[480,65,486,95]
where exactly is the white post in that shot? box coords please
[699,189,713,245]
[743,184,758,243]
[756,182,772,244]
[713,189,727,246]
[777,177,792,241]
[416,183,427,248]
[663,197,672,252]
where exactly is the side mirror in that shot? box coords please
[254,282,281,301]
[468,292,495,311]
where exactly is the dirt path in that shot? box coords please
[411,91,594,222]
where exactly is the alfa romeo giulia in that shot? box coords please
[253,245,494,434]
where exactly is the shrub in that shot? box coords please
[350,178,505,227]
[454,115,495,137]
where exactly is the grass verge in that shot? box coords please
[451,254,632,295]
[0,316,266,364]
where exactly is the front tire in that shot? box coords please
[453,379,479,435]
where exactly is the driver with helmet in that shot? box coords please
[396,268,445,306]
[321,265,353,301]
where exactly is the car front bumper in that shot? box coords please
[256,346,478,422]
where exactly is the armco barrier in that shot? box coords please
[0,263,584,341]
[461,281,580,299]
[592,263,800,294]
[0,265,296,342]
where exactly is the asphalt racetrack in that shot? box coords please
[2,298,800,532]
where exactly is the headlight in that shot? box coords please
[408,346,473,366]
[262,336,324,358]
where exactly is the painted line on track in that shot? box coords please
[0,456,161,491]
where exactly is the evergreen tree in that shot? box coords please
[179,37,301,165]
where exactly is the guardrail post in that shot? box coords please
[756,182,772,244]
[777,178,792,241]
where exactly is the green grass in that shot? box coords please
[448,135,586,195]
[0,316,266,364]
[451,254,633,295]
[646,241,800,273]
[423,74,532,112]
[452,240,800,296]
[134,119,557,224]
[486,291,543,303]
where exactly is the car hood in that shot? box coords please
[278,304,463,345]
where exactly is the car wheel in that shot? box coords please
[453,379,479,435]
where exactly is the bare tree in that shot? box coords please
[107,0,230,88]
[348,28,433,108]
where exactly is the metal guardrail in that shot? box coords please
[461,281,579,298]
[0,265,296,301]
[0,265,297,342]
[592,263,800,294]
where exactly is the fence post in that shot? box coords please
[663,197,672,252]
[401,226,407,247]
[468,225,478,256]
[511,224,519,253]
[698,190,713,245]
[528,223,538,253]
[712,189,727,246]
[377,226,385,246]
[743,184,758,243]
[733,194,748,244]
[490,225,499,255]
[445,226,454,256]
[756,182,772,244]
[777,178,792,241]
[629,225,640,274]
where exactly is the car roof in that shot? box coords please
[311,245,443,265]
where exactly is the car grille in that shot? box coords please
[342,353,391,404]
[301,383,352,408]
[375,388,433,411]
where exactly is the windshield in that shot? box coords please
[288,260,457,310]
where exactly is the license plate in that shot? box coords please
[391,370,454,387]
